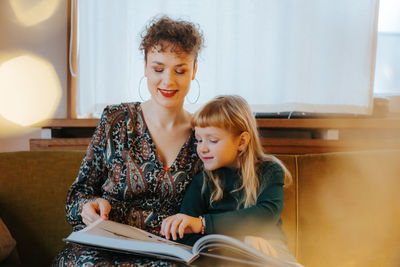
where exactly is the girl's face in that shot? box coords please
[144,45,197,109]
[195,126,242,171]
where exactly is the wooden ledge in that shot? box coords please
[262,138,400,154]
[34,118,400,129]
[33,119,99,128]
[30,138,91,151]
[30,137,400,153]
[256,118,400,129]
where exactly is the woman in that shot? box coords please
[53,15,204,266]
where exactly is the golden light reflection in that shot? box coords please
[9,0,60,27]
[0,54,61,127]
[0,115,35,138]
[308,152,400,267]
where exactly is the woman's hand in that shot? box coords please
[81,198,111,226]
[160,213,202,240]
[244,235,278,258]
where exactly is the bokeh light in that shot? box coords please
[9,0,60,27]
[0,54,61,128]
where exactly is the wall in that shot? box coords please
[0,0,68,152]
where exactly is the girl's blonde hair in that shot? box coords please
[192,95,292,208]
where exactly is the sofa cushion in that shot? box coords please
[275,155,298,256]
[0,218,16,262]
[297,149,400,267]
[0,151,85,266]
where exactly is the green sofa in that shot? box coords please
[0,150,399,266]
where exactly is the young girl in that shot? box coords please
[161,95,301,265]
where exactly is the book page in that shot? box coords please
[88,219,179,246]
[65,219,197,263]
[193,234,295,267]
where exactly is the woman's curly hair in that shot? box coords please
[140,15,204,61]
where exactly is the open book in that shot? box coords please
[64,219,297,266]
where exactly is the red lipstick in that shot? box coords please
[159,89,177,98]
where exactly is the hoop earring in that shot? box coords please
[186,78,200,104]
[138,76,147,102]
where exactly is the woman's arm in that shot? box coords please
[65,108,110,230]
[67,105,167,230]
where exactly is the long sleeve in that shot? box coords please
[204,163,284,236]
[177,172,208,245]
[179,172,208,217]
[180,162,285,240]
[65,103,199,234]
[65,106,143,230]
[65,107,110,230]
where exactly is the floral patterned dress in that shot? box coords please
[53,102,200,267]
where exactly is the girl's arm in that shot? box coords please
[203,164,284,236]
[162,163,284,238]
[179,172,208,216]
[160,172,207,240]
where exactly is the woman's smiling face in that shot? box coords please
[144,43,197,109]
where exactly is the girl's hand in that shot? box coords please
[244,235,278,258]
[81,198,111,226]
[160,213,202,240]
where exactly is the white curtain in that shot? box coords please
[373,0,400,95]
[76,0,378,118]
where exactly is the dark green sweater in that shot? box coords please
[179,161,287,245]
